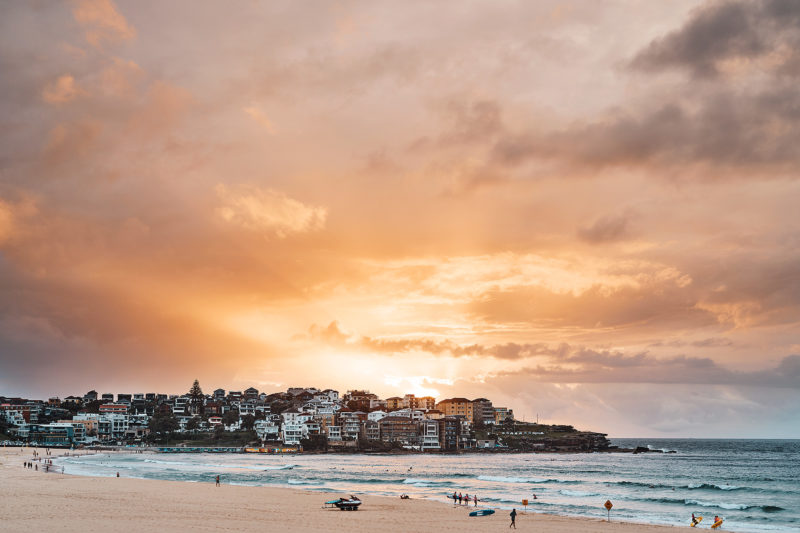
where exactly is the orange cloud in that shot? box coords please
[243,106,277,134]
[42,74,86,104]
[215,184,327,238]
[72,0,136,48]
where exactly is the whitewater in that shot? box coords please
[54,439,799,532]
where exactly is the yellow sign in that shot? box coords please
[605,500,613,510]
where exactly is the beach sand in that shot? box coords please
[0,448,692,533]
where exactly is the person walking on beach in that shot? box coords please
[474,494,478,507]
[458,492,463,505]
[509,508,517,529]
[464,492,469,506]
[452,491,457,505]
[215,475,220,487]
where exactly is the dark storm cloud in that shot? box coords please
[630,0,800,78]
[486,1,800,175]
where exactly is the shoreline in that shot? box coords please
[0,447,743,533]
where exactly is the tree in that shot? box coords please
[240,414,256,432]
[189,379,203,400]
[188,379,204,415]
[222,410,239,427]
[186,416,203,432]
[300,434,328,451]
[149,413,180,435]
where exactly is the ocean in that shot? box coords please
[54,439,799,532]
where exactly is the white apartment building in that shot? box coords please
[368,410,388,422]
[281,423,308,445]
[420,420,440,450]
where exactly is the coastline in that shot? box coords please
[1,447,726,533]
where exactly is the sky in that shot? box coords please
[1,0,799,438]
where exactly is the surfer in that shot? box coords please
[215,475,220,487]
[458,492,463,505]
[452,491,458,505]
[691,513,700,527]
[509,508,517,529]
[473,494,478,507]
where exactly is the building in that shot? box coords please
[438,416,462,450]
[99,404,128,415]
[472,398,495,425]
[367,410,388,422]
[379,416,419,446]
[420,420,440,450]
[244,387,259,400]
[436,398,473,420]
[385,397,403,411]
[363,420,380,441]
[494,407,514,424]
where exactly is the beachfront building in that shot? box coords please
[379,416,419,446]
[15,422,75,445]
[325,425,342,441]
[420,420,440,450]
[363,420,380,441]
[281,423,308,445]
[438,416,462,450]
[472,398,495,425]
[436,398,474,420]
[254,420,280,441]
[342,418,362,440]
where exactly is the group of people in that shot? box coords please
[451,491,478,506]
[691,513,724,528]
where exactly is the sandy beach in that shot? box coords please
[0,448,704,533]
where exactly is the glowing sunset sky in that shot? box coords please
[1,0,799,437]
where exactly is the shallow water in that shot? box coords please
[55,439,799,532]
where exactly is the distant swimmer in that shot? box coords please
[532,493,537,500]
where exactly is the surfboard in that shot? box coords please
[690,516,703,527]
[469,509,495,517]
[711,518,724,529]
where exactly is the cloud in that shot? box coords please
[42,74,85,104]
[215,184,327,238]
[629,0,800,78]
[72,0,136,48]
[0,199,13,244]
[577,212,635,244]
[484,1,800,177]
[302,321,798,388]
[243,106,277,134]
[502,352,800,388]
